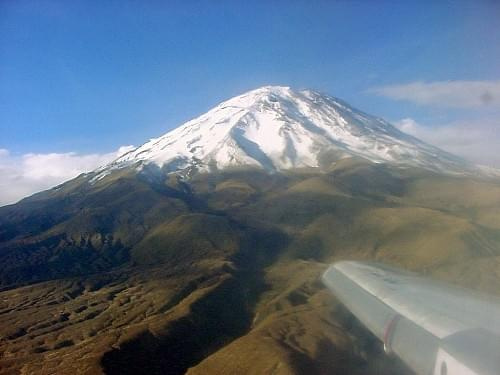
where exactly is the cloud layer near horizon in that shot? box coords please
[0,146,134,206]
[395,118,500,167]
[370,80,500,109]
[370,79,500,168]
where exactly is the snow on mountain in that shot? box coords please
[95,86,477,179]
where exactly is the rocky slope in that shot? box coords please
[2,87,500,374]
[95,86,476,180]
[2,161,500,374]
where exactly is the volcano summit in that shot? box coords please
[95,86,472,180]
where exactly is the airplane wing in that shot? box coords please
[321,261,500,375]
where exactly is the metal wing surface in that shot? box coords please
[322,261,500,375]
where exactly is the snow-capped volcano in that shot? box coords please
[99,86,472,177]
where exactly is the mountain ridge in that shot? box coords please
[93,86,483,182]
[2,86,500,375]
[2,162,500,375]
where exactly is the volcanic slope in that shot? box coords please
[96,86,479,178]
[2,161,500,374]
[2,86,500,374]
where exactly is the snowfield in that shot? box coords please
[95,86,489,178]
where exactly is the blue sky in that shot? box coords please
[1,1,500,204]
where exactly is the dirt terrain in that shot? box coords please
[1,160,500,374]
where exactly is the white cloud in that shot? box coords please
[370,80,500,109]
[0,145,134,206]
[395,118,500,167]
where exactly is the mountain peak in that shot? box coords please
[246,85,292,94]
[97,86,474,180]
[213,85,307,112]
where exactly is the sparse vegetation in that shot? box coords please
[1,160,500,374]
